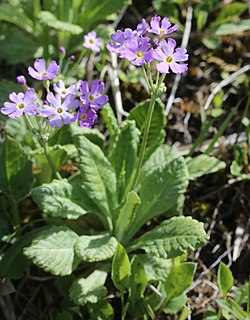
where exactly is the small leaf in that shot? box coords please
[186,154,226,180]
[88,300,114,320]
[129,255,147,307]
[39,11,83,34]
[197,10,208,31]
[164,262,197,300]
[24,226,79,276]
[32,179,97,219]
[70,270,108,305]
[73,135,117,230]
[112,243,131,293]
[101,104,119,137]
[0,136,34,202]
[163,294,187,314]
[129,216,208,259]
[217,262,234,297]
[128,99,166,161]
[110,120,140,201]
[115,191,140,242]
[75,234,118,262]
[215,20,250,35]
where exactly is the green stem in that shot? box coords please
[41,140,62,180]
[142,65,152,92]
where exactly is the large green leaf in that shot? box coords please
[128,99,166,162]
[115,191,140,243]
[77,0,132,28]
[70,124,105,149]
[31,179,98,219]
[70,269,108,305]
[75,233,118,262]
[23,226,79,276]
[186,154,226,180]
[215,19,250,35]
[129,255,147,307]
[110,120,140,201]
[139,254,172,282]
[0,4,34,33]
[73,135,117,231]
[0,136,34,202]
[0,28,39,64]
[126,156,189,240]
[112,243,131,293]
[100,104,119,138]
[39,11,83,34]
[129,216,208,259]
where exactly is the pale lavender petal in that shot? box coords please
[173,48,188,61]
[80,81,89,95]
[49,115,63,127]
[39,106,56,117]
[90,80,102,95]
[94,95,108,106]
[9,109,23,118]
[23,89,36,104]
[156,61,170,74]
[169,61,188,74]
[162,38,176,55]
[106,42,123,53]
[34,59,46,73]
[167,24,179,34]
[1,103,17,115]
[153,47,166,61]
[148,16,161,33]
[161,17,171,30]
[9,92,21,104]
[47,92,60,108]
[47,60,59,79]
[28,67,42,80]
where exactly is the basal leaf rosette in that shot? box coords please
[23,226,79,276]
[128,216,209,259]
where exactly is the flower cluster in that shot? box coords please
[107,15,188,74]
[1,59,108,128]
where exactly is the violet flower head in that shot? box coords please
[59,46,66,54]
[39,93,79,127]
[153,38,188,74]
[53,80,77,99]
[79,80,108,111]
[148,16,178,38]
[28,59,59,80]
[124,37,153,66]
[106,28,136,57]
[77,104,98,128]
[1,89,39,118]
[83,31,102,52]
[16,75,27,86]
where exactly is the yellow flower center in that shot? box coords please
[165,56,173,63]
[17,103,24,109]
[57,107,63,114]
[136,51,144,58]
[81,113,87,120]
[61,90,66,95]
[159,29,165,34]
[89,39,94,44]
[89,94,95,101]
[41,72,48,76]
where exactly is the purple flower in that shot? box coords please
[79,80,108,111]
[148,16,178,39]
[124,37,153,66]
[77,104,98,128]
[1,89,39,118]
[39,93,79,127]
[106,28,137,57]
[83,31,102,52]
[28,59,59,80]
[69,55,76,62]
[16,75,27,86]
[135,19,148,36]
[53,80,77,98]
[59,46,66,54]
[153,38,188,74]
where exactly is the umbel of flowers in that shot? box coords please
[1,59,108,128]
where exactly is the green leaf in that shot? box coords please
[88,300,114,320]
[139,254,172,282]
[70,124,105,149]
[0,4,34,33]
[217,262,234,297]
[100,104,119,137]
[110,120,140,201]
[112,243,131,293]
[129,255,147,306]
[39,11,83,34]
[0,136,34,202]
[70,269,108,305]
[126,156,189,240]
[202,37,221,50]
[163,294,187,314]
[211,2,248,27]
[218,299,247,320]
[0,28,39,64]
[215,20,250,35]
[128,99,166,162]
[23,226,79,276]
[129,216,208,259]
[164,262,197,300]
[75,233,118,262]
[197,10,208,31]
[77,0,132,28]
[31,179,98,220]
[73,135,117,230]
[115,191,140,242]
[186,154,226,180]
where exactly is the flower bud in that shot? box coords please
[16,75,27,86]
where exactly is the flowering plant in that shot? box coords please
[0,16,228,319]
